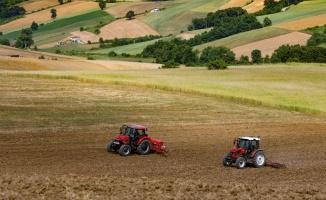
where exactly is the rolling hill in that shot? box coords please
[0,0,325,62]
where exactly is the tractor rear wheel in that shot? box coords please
[137,140,151,155]
[119,144,131,156]
[236,157,246,169]
[222,154,232,167]
[253,151,266,168]
[106,140,115,152]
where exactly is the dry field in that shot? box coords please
[105,2,163,18]
[0,1,99,33]
[243,0,265,13]
[274,14,326,31]
[99,19,160,40]
[22,0,59,14]
[220,0,250,10]
[0,72,326,198]
[232,31,311,58]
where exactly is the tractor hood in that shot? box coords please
[230,148,245,153]
[115,135,129,142]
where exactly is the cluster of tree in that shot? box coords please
[255,0,303,16]
[188,7,247,30]
[307,26,326,47]
[14,28,34,49]
[141,38,199,66]
[99,35,162,48]
[186,8,264,46]
[0,0,26,19]
[270,44,326,63]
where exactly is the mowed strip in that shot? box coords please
[99,19,160,39]
[231,32,311,58]
[0,1,99,33]
[274,14,326,30]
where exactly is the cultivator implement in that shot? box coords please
[266,159,286,168]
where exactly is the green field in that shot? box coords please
[194,27,292,51]
[142,0,213,35]
[257,0,326,25]
[2,64,325,115]
[2,10,114,46]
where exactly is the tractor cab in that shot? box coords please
[120,124,147,143]
[235,136,260,152]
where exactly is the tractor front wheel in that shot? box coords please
[106,140,115,152]
[236,157,246,169]
[137,140,151,155]
[222,154,232,167]
[119,144,131,156]
[253,151,266,168]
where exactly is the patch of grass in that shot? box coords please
[1,64,326,115]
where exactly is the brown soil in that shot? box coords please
[0,76,326,198]
[99,18,160,40]
[232,31,311,59]
[220,0,250,10]
[22,0,59,14]
[274,14,326,30]
[243,0,265,13]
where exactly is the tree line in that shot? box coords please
[0,0,26,19]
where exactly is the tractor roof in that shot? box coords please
[239,136,260,141]
[127,124,147,130]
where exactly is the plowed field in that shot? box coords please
[0,74,325,199]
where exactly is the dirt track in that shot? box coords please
[0,76,326,199]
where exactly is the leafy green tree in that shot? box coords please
[58,0,63,4]
[15,28,34,49]
[99,0,106,10]
[126,10,135,20]
[200,46,235,64]
[30,21,38,31]
[238,55,250,65]
[264,55,271,63]
[206,59,228,70]
[0,38,10,46]
[251,49,263,64]
[51,9,57,19]
[263,17,272,27]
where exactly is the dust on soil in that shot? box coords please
[0,75,325,199]
[232,31,311,59]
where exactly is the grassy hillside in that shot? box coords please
[193,27,292,51]
[2,64,325,115]
[142,0,215,35]
[2,10,114,46]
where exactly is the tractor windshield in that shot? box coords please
[237,139,249,149]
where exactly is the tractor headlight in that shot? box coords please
[114,141,120,145]
[161,145,166,150]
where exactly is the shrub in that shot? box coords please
[38,55,45,59]
[162,60,179,68]
[55,49,61,54]
[206,60,228,70]
[108,51,117,57]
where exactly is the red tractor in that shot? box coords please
[222,136,266,169]
[106,124,168,156]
